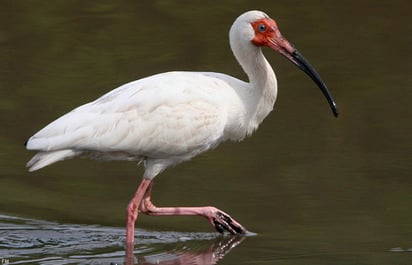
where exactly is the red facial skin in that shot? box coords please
[251,18,295,60]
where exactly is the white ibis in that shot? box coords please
[25,10,338,245]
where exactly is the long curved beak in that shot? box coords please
[266,32,339,117]
[290,49,339,117]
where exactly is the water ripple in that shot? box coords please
[0,215,245,264]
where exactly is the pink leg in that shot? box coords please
[126,177,152,246]
[139,182,247,235]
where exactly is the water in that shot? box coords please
[0,214,243,264]
[1,0,412,264]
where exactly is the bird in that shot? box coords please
[25,10,338,246]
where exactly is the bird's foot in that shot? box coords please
[207,207,247,235]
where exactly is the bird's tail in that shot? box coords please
[27,149,78,171]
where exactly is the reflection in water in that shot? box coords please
[126,236,243,265]
[0,215,244,265]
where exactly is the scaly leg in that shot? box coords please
[139,182,247,235]
[125,177,152,246]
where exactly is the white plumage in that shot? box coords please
[26,70,269,177]
[26,11,337,242]
[26,11,279,179]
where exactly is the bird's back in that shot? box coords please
[26,71,248,172]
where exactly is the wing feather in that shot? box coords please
[26,72,240,164]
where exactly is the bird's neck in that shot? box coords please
[233,44,278,134]
[245,48,277,103]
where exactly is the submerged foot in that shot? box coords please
[208,208,247,235]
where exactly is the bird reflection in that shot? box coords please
[125,235,245,265]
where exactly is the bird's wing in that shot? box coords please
[26,72,238,159]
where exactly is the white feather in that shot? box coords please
[26,11,278,178]
[26,150,79,172]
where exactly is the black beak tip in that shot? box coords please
[290,50,339,118]
[332,103,339,118]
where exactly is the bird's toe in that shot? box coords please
[212,211,247,235]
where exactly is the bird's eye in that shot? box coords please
[258,24,266,32]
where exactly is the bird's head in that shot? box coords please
[231,10,338,117]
